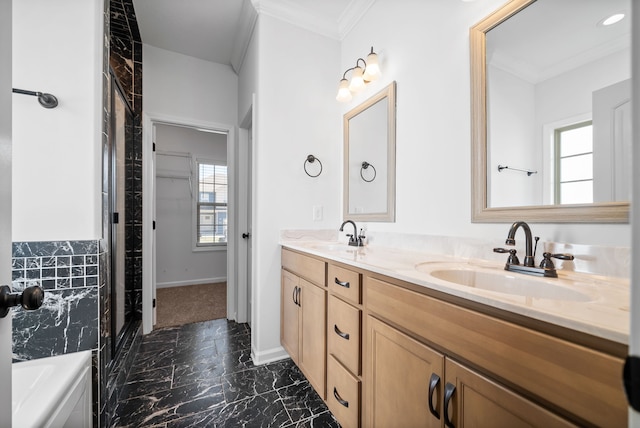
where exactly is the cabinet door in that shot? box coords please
[444,359,574,428]
[299,278,327,399]
[365,316,444,428]
[281,269,300,363]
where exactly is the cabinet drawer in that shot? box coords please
[327,295,361,375]
[328,264,361,304]
[281,248,325,287]
[327,355,360,428]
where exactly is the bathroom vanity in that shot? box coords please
[280,243,628,427]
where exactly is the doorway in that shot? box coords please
[153,123,229,328]
[142,114,237,334]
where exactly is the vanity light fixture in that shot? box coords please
[336,47,381,102]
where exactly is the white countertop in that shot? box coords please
[281,240,630,345]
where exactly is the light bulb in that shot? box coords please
[363,51,381,82]
[349,66,366,93]
[336,78,352,102]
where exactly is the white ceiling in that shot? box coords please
[487,0,631,83]
[131,0,374,72]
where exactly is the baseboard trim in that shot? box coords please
[251,346,289,365]
[157,277,227,289]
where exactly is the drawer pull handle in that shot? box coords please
[428,373,441,419]
[333,387,349,408]
[444,382,456,428]
[334,324,350,340]
[334,277,350,288]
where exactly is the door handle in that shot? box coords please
[444,382,456,428]
[0,285,45,318]
[428,373,441,419]
[242,232,250,239]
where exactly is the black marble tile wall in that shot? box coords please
[11,240,102,362]
[102,1,143,425]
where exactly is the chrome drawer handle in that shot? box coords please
[333,387,349,408]
[334,324,350,340]
[334,277,350,288]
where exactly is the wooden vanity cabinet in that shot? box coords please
[364,275,626,428]
[281,249,327,399]
[281,247,627,427]
[366,314,573,428]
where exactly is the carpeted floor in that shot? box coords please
[155,282,227,329]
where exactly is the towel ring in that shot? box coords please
[304,155,322,178]
[360,161,376,182]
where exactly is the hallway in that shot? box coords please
[111,319,340,427]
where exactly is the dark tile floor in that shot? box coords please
[111,318,341,427]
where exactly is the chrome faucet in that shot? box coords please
[505,221,534,267]
[339,220,365,247]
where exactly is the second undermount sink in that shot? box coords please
[427,268,592,302]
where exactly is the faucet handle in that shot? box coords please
[493,248,519,265]
[540,252,575,269]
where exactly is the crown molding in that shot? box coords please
[338,0,376,40]
[252,0,375,41]
[231,0,258,73]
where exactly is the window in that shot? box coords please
[554,121,593,205]
[196,161,227,246]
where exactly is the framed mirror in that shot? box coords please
[471,0,630,223]
[343,82,396,222]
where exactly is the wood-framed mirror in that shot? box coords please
[343,81,396,222]
[470,0,630,223]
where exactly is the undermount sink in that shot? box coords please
[428,268,592,302]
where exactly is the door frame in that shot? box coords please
[142,112,236,334]
[0,0,12,424]
[237,101,254,324]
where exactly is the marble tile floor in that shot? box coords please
[111,318,341,427]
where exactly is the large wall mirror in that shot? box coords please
[343,82,396,222]
[471,0,630,222]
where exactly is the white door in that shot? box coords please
[246,124,253,326]
[0,0,13,424]
[592,79,632,203]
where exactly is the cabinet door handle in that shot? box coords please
[295,287,301,307]
[292,286,297,305]
[334,277,350,288]
[444,382,456,428]
[334,324,350,340]
[428,373,441,419]
[333,387,349,408]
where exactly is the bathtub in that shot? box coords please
[12,350,92,428]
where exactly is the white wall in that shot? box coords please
[12,0,104,241]
[249,15,340,361]
[143,44,238,126]
[155,124,227,287]
[339,0,631,247]
[488,65,537,207]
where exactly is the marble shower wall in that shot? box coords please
[11,240,102,361]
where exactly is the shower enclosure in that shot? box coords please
[108,71,136,361]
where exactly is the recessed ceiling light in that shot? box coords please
[600,13,625,26]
